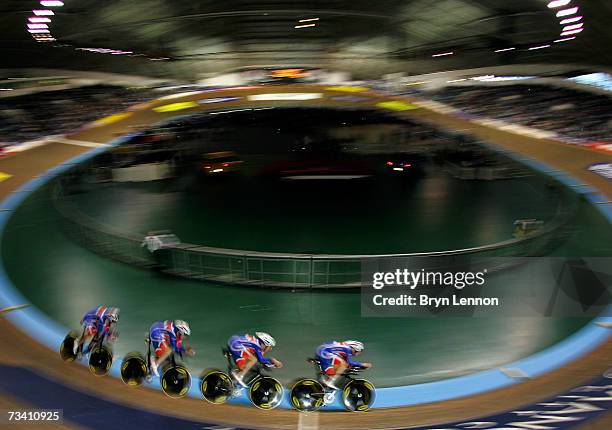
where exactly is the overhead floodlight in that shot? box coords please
[547,0,571,8]
[28,23,49,29]
[528,45,551,50]
[28,29,50,33]
[40,1,64,6]
[554,37,576,42]
[299,18,319,22]
[562,23,583,31]
[29,17,51,23]
[556,7,578,17]
[295,24,315,28]
[494,47,516,52]
[32,9,54,15]
[560,28,583,35]
[560,16,582,24]
[432,51,454,57]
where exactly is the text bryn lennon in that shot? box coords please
[373,294,500,307]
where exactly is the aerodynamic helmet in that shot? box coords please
[174,320,191,336]
[255,331,276,347]
[107,307,120,323]
[344,340,364,353]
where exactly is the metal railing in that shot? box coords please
[51,170,578,289]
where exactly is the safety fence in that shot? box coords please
[50,166,579,289]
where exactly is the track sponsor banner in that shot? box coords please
[361,257,612,317]
[427,369,612,430]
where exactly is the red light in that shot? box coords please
[223,163,229,167]
[386,161,394,166]
[205,166,211,169]
[405,163,412,168]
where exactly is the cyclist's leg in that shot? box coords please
[80,323,97,355]
[324,355,346,389]
[74,325,87,354]
[150,340,172,376]
[231,348,255,386]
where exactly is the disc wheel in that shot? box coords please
[290,378,325,412]
[161,364,191,398]
[341,379,375,412]
[249,376,284,410]
[59,331,79,362]
[200,370,233,404]
[120,352,147,386]
[88,345,113,376]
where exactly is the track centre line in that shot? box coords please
[297,412,319,430]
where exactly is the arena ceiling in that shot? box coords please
[2,0,612,79]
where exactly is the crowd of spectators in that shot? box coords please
[0,85,158,147]
[430,84,612,143]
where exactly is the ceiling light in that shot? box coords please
[32,9,55,16]
[556,7,578,17]
[559,16,582,24]
[28,29,50,33]
[294,24,315,28]
[494,47,516,52]
[32,10,54,16]
[299,18,319,22]
[40,1,64,6]
[528,44,551,50]
[560,28,583,35]
[562,23,583,31]
[554,37,576,42]
[29,17,51,23]
[432,51,454,57]
[547,0,571,8]
[28,23,49,29]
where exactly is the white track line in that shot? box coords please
[500,367,530,379]
[0,304,30,315]
[53,137,109,148]
[297,411,319,430]
[594,321,612,328]
[4,135,65,153]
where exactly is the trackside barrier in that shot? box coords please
[51,172,578,288]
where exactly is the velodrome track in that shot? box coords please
[0,85,610,429]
